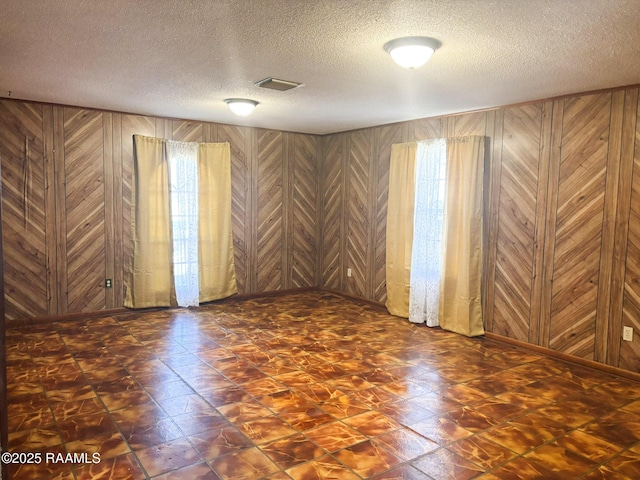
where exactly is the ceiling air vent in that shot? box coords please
[255,77,302,91]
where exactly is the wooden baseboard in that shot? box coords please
[6,307,132,327]
[4,287,321,327]
[214,286,319,303]
[319,287,388,310]
[485,332,640,384]
[319,289,640,384]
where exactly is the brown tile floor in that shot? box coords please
[5,290,640,479]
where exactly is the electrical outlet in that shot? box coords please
[623,326,633,342]
[347,268,352,277]
[105,278,112,289]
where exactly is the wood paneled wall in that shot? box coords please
[4,84,640,374]
[320,86,640,373]
[0,101,321,322]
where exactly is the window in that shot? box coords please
[168,140,199,307]
[409,138,447,326]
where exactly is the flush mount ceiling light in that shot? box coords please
[224,98,259,116]
[384,36,441,69]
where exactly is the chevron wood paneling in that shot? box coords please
[347,129,371,298]
[0,101,48,320]
[412,117,443,142]
[548,93,611,359]
[450,111,487,137]
[63,108,106,313]
[292,134,318,288]
[621,99,640,371]
[5,86,640,375]
[321,133,344,291]
[492,105,542,342]
[218,124,249,294]
[374,124,403,303]
[256,129,284,292]
[172,120,204,143]
[0,101,320,318]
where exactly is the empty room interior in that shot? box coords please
[3,1,640,479]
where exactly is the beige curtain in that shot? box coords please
[385,142,417,317]
[439,136,485,336]
[125,135,176,308]
[198,143,238,302]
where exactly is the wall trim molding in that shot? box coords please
[485,332,640,384]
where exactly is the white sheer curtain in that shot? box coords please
[409,139,447,326]
[167,140,199,307]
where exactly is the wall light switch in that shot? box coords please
[623,326,633,342]
[347,268,352,277]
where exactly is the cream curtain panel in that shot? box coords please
[385,142,417,317]
[125,135,176,308]
[385,136,485,337]
[125,135,237,308]
[439,136,485,336]
[198,143,238,302]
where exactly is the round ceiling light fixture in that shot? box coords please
[384,36,441,69]
[224,98,259,116]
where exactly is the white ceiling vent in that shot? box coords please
[255,77,302,91]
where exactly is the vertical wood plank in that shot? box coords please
[112,113,123,307]
[483,109,504,332]
[539,99,564,348]
[315,137,324,286]
[0,136,5,479]
[43,105,57,315]
[367,128,379,300]
[248,128,257,292]
[595,91,625,362]
[53,106,68,314]
[340,134,349,292]
[282,132,294,289]
[103,112,115,308]
[608,88,638,365]
[248,128,258,293]
[620,94,640,371]
[530,101,554,345]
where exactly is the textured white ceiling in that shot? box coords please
[2,0,640,134]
